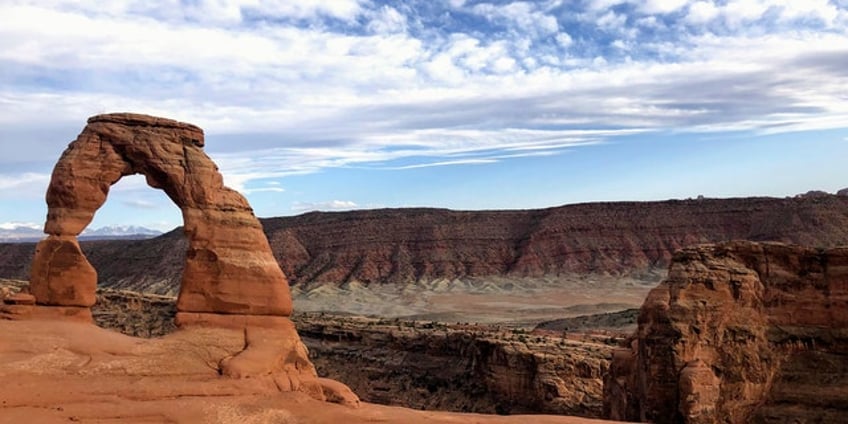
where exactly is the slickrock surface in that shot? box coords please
[604,241,848,423]
[0,320,622,424]
[3,196,848,295]
[2,280,628,419]
[28,113,291,317]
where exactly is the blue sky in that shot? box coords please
[1,0,847,232]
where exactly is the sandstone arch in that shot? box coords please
[5,113,360,407]
[29,113,292,320]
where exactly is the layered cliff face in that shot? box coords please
[604,241,848,423]
[296,314,614,417]
[2,195,848,294]
[1,279,619,418]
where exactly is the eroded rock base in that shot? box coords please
[0,318,358,409]
[0,303,94,323]
[0,320,614,424]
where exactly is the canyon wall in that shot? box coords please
[2,195,848,293]
[1,279,617,418]
[297,315,612,417]
[604,241,848,423]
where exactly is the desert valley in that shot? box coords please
[0,114,846,423]
[3,2,848,422]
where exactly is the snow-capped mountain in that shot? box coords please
[0,224,163,242]
[81,225,163,238]
[0,223,43,242]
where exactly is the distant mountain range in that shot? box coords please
[0,224,162,242]
[3,194,848,295]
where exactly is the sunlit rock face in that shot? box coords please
[8,113,360,408]
[30,113,292,317]
[604,241,848,423]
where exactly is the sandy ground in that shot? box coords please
[292,275,660,326]
[0,320,626,424]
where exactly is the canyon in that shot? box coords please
[2,112,846,423]
[2,194,848,297]
[2,278,627,420]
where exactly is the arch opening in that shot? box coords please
[84,174,180,237]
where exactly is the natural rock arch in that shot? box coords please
[5,113,360,407]
[29,113,292,320]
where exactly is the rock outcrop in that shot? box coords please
[1,113,358,408]
[0,319,618,424]
[2,279,625,418]
[604,241,848,423]
[297,314,613,417]
[4,196,848,294]
[28,113,290,318]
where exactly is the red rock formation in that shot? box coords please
[604,241,848,423]
[30,113,291,317]
[1,113,358,408]
[3,195,846,295]
[0,320,618,423]
[298,316,610,417]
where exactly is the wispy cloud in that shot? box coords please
[386,158,499,170]
[0,172,50,200]
[0,172,49,190]
[0,221,40,230]
[243,186,286,195]
[1,0,847,194]
[121,199,158,209]
[291,200,360,213]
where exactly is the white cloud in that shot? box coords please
[722,0,772,26]
[0,173,50,201]
[387,158,499,170]
[686,1,719,24]
[121,199,159,209]
[367,5,407,34]
[291,200,359,213]
[556,32,573,47]
[1,0,848,197]
[587,0,628,12]
[141,0,367,23]
[775,0,839,25]
[252,0,365,21]
[0,172,49,190]
[242,186,286,194]
[597,11,627,29]
[470,2,559,36]
[640,0,690,15]
[0,221,41,230]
